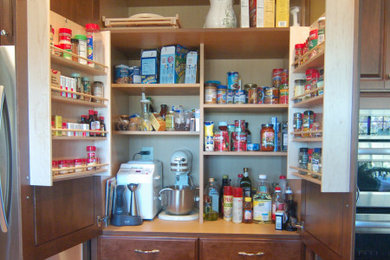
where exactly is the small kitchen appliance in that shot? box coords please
[111,184,143,226]
[158,149,199,221]
[116,160,162,220]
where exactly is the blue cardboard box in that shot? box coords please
[141,49,159,84]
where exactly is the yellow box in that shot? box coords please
[150,113,166,131]
[256,0,275,28]
[276,0,289,27]
[54,115,62,136]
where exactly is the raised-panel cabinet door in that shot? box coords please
[0,0,14,45]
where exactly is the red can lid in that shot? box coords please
[85,23,100,32]
[62,122,67,127]
[233,187,243,197]
[86,146,96,152]
[88,109,94,115]
[59,43,71,50]
[99,116,104,120]
[52,160,58,166]
[279,176,286,180]
[275,186,281,191]
[59,28,72,35]
[224,186,233,195]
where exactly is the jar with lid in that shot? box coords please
[73,34,88,64]
[302,110,314,137]
[58,160,68,175]
[293,113,303,132]
[205,82,218,104]
[318,17,326,45]
[245,83,257,104]
[307,148,313,172]
[67,160,75,173]
[52,160,58,175]
[298,148,309,174]
[294,43,305,63]
[294,79,305,102]
[311,148,322,175]
[260,124,275,152]
[217,85,227,104]
[165,111,175,131]
[87,145,96,160]
[75,159,84,172]
[82,77,91,102]
[92,81,104,103]
[71,73,83,99]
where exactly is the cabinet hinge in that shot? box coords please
[97,215,108,228]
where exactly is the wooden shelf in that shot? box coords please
[52,129,109,134]
[52,136,107,141]
[128,0,240,7]
[292,137,323,142]
[203,151,287,156]
[51,54,107,76]
[112,83,200,96]
[113,131,199,136]
[108,28,290,59]
[51,86,108,101]
[291,172,322,185]
[290,166,322,176]
[294,43,325,73]
[203,104,288,113]
[53,168,108,182]
[51,95,107,107]
[290,130,322,135]
[293,95,323,108]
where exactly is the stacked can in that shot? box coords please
[205,121,214,151]
[232,120,247,152]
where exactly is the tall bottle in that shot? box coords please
[204,178,219,221]
[99,116,106,137]
[285,187,298,231]
[245,122,252,144]
[278,175,287,199]
[232,187,243,224]
[240,168,252,197]
[220,175,230,217]
[253,174,272,223]
[272,187,285,222]
[93,110,101,136]
[236,173,243,187]
[87,110,95,137]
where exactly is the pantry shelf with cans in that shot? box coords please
[111,83,201,96]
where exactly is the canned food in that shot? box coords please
[217,85,227,104]
[257,87,264,104]
[234,90,246,104]
[263,86,279,104]
[227,90,234,104]
[234,120,246,132]
[205,83,217,104]
[214,131,230,151]
[227,71,240,91]
[245,84,257,104]
[279,84,288,104]
[233,132,247,152]
[114,65,130,84]
[247,143,260,151]
[205,135,214,152]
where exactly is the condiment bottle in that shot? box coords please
[87,110,95,136]
[159,104,168,120]
[236,173,243,187]
[232,187,243,224]
[220,175,230,217]
[243,197,253,223]
[253,174,272,223]
[272,187,285,222]
[93,111,101,136]
[204,178,219,221]
[285,187,298,231]
[240,168,252,198]
[99,116,106,137]
[223,186,233,221]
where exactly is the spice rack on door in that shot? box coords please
[287,26,324,187]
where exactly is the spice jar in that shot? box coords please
[59,28,72,45]
[205,82,217,104]
[312,148,322,175]
[245,84,258,104]
[52,160,58,175]
[71,38,79,62]
[298,148,309,174]
[67,160,75,173]
[302,110,314,137]
[294,79,305,102]
[260,124,275,152]
[87,145,96,160]
[58,160,68,175]
[50,25,55,54]
[87,158,95,171]
[71,73,83,99]
[318,17,326,45]
[309,29,318,50]
[75,159,84,172]
[92,81,104,103]
[74,35,87,65]
[165,111,175,131]
[82,77,91,102]
[294,43,305,63]
[293,113,303,132]
[217,85,227,104]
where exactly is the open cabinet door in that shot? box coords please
[300,0,359,259]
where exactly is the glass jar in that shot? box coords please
[245,83,257,104]
[92,81,104,103]
[318,17,326,45]
[67,160,75,173]
[87,158,95,171]
[74,34,88,65]
[87,145,96,160]
[205,83,217,104]
[307,148,313,172]
[165,111,175,131]
[71,73,83,99]
[58,160,68,175]
[75,159,84,172]
[293,113,303,132]
[312,148,322,174]
[298,148,309,174]
[52,160,58,175]
[302,110,314,137]
[159,104,168,120]
[82,77,91,102]
[260,124,275,152]
[217,85,227,104]
[294,79,305,102]
[263,86,279,104]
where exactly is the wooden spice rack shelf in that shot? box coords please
[290,130,322,136]
[51,46,107,75]
[52,163,109,173]
[51,86,108,102]
[111,83,200,96]
[51,95,107,108]
[292,95,323,108]
[292,137,323,142]
[113,131,199,136]
[290,166,322,176]
[53,167,109,182]
[291,172,322,185]
[203,151,287,156]
[203,104,288,113]
[52,136,107,141]
[52,129,109,134]
[294,43,325,73]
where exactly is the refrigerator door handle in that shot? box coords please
[0,85,10,233]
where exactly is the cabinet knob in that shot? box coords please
[238,251,265,257]
[0,30,8,36]
[134,249,160,254]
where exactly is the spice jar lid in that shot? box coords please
[262,124,273,128]
[71,38,79,44]
[314,148,322,153]
[75,159,83,163]
[85,23,100,32]
[233,187,243,197]
[59,28,72,35]
[208,177,215,182]
[74,34,87,40]
[275,187,281,192]
[88,110,94,115]
[82,77,90,81]
[318,16,326,22]
[279,176,286,180]
[86,146,96,152]
[99,116,104,120]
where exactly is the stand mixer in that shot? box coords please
[158,149,199,221]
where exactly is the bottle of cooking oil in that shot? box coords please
[253,174,272,223]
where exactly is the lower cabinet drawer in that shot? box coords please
[99,236,198,260]
[200,238,302,260]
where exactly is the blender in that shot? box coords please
[158,149,199,221]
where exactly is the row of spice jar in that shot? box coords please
[51,69,104,103]
[205,83,289,105]
[293,68,324,102]
[50,24,100,67]
[298,147,322,179]
[294,16,326,66]
[293,111,322,137]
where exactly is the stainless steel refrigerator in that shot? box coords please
[0,46,22,260]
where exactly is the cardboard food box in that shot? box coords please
[51,69,61,88]
[256,0,275,28]
[185,51,198,84]
[141,49,159,84]
[276,0,289,27]
[150,113,166,131]
[241,0,250,28]
[160,45,189,84]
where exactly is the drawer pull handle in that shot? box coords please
[134,249,160,254]
[238,251,265,257]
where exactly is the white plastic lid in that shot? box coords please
[259,174,267,180]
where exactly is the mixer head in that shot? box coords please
[170,149,193,176]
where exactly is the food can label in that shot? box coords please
[217,88,227,104]
[257,87,264,104]
[279,88,289,104]
[262,131,274,147]
[234,90,246,104]
[253,200,271,222]
[205,136,214,151]
[227,72,240,91]
[223,195,233,221]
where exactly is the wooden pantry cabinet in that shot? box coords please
[17,0,358,259]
